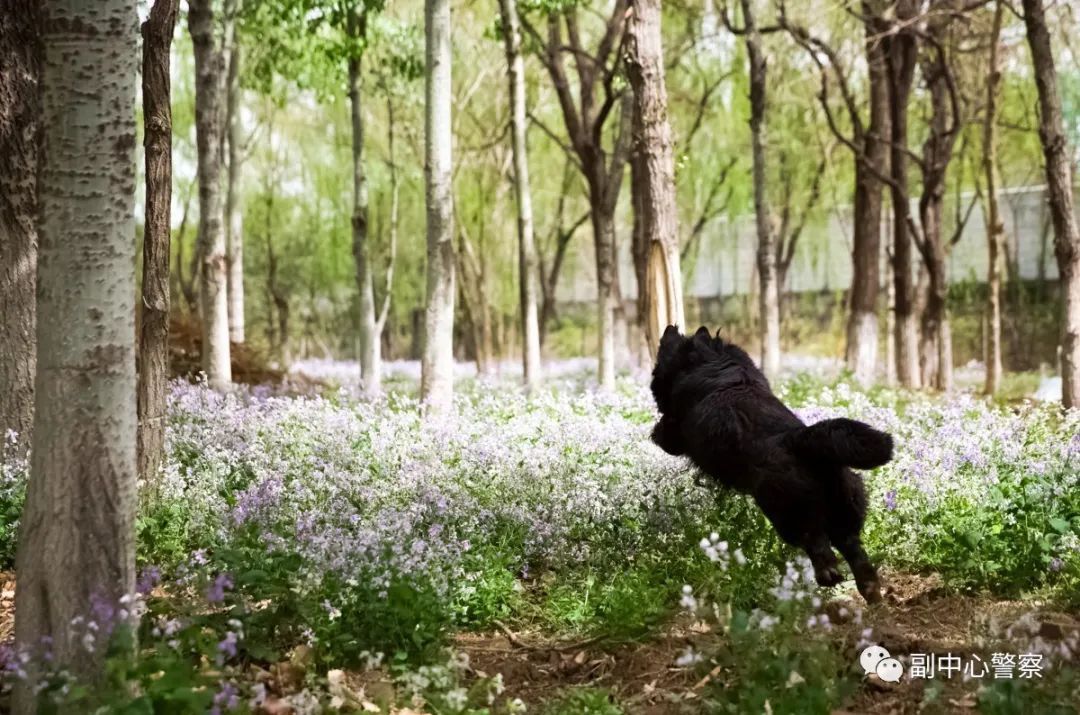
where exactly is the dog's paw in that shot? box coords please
[856,577,883,604]
[814,566,844,588]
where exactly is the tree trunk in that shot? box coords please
[421,0,455,410]
[982,0,1005,396]
[348,24,381,394]
[917,16,960,392]
[224,0,245,344]
[532,5,630,387]
[885,0,920,388]
[845,5,889,386]
[498,0,542,392]
[189,0,231,389]
[884,228,896,385]
[1022,0,1080,408]
[736,0,779,378]
[372,92,398,378]
[13,1,138,708]
[626,0,686,363]
[0,1,39,455]
[137,0,179,486]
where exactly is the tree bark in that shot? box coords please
[0,1,39,455]
[374,92,398,371]
[421,0,455,410]
[13,1,138,708]
[885,0,920,388]
[735,0,778,378]
[845,2,890,386]
[916,9,961,392]
[626,0,686,363]
[189,0,231,389]
[982,2,1004,396]
[224,0,245,344]
[137,0,179,486]
[1022,0,1080,408]
[348,14,382,394]
[499,0,542,393]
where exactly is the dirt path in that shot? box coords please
[456,572,1080,714]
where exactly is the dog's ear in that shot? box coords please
[694,326,711,339]
[660,325,682,347]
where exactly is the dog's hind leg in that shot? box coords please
[803,532,843,588]
[834,535,881,604]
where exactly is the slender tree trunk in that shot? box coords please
[348,27,381,394]
[13,1,138,708]
[421,0,455,410]
[918,204,950,390]
[735,0,779,378]
[498,0,542,392]
[224,0,245,343]
[0,1,39,454]
[1022,0,1080,408]
[885,228,896,385]
[886,1,920,388]
[592,207,618,388]
[983,0,1005,395]
[845,6,889,386]
[373,92,398,374]
[189,0,231,389]
[138,0,179,485]
[917,18,960,392]
[626,0,686,362]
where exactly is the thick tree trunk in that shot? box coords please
[983,0,1005,395]
[13,1,138,708]
[189,0,231,389]
[886,0,920,388]
[498,0,542,392]
[138,0,179,485]
[736,0,778,378]
[0,1,39,454]
[626,0,686,362]
[1022,0,1080,408]
[224,0,244,344]
[421,0,455,410]
[845,6,889,386]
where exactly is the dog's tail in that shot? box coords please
[787,418,893,470]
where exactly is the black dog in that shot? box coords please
[650,325,893,603]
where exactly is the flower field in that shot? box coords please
[2,363,1079,712]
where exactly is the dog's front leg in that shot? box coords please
[803,533,843,588]
[651,414,686,456]
[835,535,882,604]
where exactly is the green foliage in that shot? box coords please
[0,440,27,568]
[541,687,624,715]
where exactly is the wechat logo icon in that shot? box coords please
[860,644,904,683]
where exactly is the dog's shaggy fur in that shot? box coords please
[650,325,894,602]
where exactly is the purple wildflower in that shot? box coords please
[136,566,162,595]
[210,681,240,714]
[206,573,234,604]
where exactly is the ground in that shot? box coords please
[449,571,1077,714]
